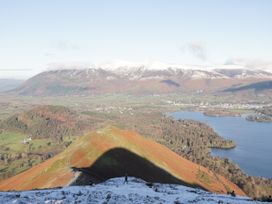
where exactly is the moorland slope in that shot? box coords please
[0,126,244,196]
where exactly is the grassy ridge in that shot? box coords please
[0,126,245,196]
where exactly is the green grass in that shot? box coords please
[0,128,79,179]
[30,138,54,152]
[0,131,27,152]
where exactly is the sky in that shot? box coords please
[0,0,272,79]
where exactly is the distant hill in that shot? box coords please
[0,105,93,141]
[10,68,272,96]
[0,79,23,92]
[223,80,272,92]
[214,69,272,78]
[0,126,244,196]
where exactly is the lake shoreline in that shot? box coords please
[166,113,272,199]
[170,110,272,178]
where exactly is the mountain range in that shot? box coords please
[9,67,272,96]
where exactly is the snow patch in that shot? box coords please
[0,177,260,204]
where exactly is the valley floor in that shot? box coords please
[0,177,260,204]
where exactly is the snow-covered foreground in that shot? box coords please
[0,177,260,204]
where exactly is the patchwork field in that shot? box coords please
[0,130,77,180]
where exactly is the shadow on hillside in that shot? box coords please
[71,147,206,190]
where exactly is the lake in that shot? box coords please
[170,111,272,178]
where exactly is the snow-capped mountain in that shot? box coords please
[0,177,261,204]
[47,59,272,80]
[47,65,272,80]
[9,66,272,96]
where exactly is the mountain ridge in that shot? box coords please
[10,68,272,96]
[0,126,245,196]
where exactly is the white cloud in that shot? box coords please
[182,41,207,61]
[225,58,272,71]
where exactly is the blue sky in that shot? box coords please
[0,0,272,78]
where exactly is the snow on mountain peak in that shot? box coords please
[45,60,272,80]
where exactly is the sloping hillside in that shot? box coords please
[0,105,93,141]
[0,177,259,204]
[0,126,245,196]
[0,105,102,180]
[223,80,272,92]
